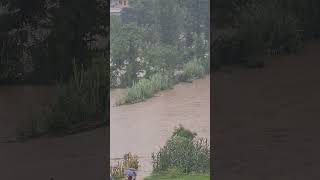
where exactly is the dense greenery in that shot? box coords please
[212,0,320,69]
[17,56,108,137]
[0,0,107,83]
[111,0,209,105]
[111,0,209,89]
[118,72,174,105]
[151,126,210,175]
[46,57,108,132]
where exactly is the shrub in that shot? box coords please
[118,72,173,105]
[180,59,205,82]
[172,125,197,140]
[152,126,210,174]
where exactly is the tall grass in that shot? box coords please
[118,72,173,105]
[180,59,205,82]
[118,57,209,105]
[16,57,109,136]
[45,58,108,132]
[151,126,210,175]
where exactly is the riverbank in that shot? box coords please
[214,40,320,179]
[117,59,209,106]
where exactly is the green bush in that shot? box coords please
[151,126,210,174]
[118,72,173,105]
[180,59,205,82]
[172,125,197,140]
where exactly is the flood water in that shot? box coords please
[0,85,54,138]
[0,85,106,180]
[110,75,210,179]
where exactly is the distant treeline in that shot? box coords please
[212,0,320,69]
[0,0,108,84]
[111,0,209,88]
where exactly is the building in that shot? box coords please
[110,0,128,16]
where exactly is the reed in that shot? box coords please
[180,59,205,82]
[118,72,173,105]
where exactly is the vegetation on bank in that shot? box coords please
[17,57,108,138]
[117,58,208,105]
[180,59,206,82]
[212,0,320,70]
[109,126,210,180]
[117,72,174,105]
[151,126,210,176]
[45,57,108,133]
[111,0,209,89]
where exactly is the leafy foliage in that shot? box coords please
[118,72,173,105]
[111,23,144,87]
[152,126,210,174]
[0,0,108,83]
[143,45,181,77]
[46,57,108,132]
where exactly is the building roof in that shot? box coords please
[110,7,122,16]
[111,7,122,13]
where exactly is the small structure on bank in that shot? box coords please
[111,0,129,16]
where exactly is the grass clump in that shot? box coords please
[118,72,173,105]
[180,59,205,82]
[151,126,210,175]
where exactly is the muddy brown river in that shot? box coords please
[0,85,106,180]
[0,85,54,138]
[110,75,210,179]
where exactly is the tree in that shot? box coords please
[121,0,156,26]
[143,45,181,78]
[111,23,144,87]
[0,0,108,83]
[154,0,183,45]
